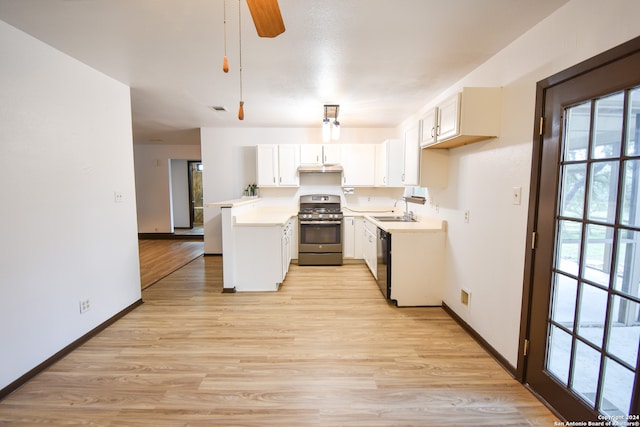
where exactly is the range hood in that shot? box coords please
[298,164,343,173]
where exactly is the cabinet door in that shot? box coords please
[343,217,355,258]
[375,142,388,186]
[437,93,461,141]
[419,108,437,147]
[322,144,341,164]
[402,124,420,186]
[278,145,300,186]
[341,144,375,186]
[256,144,278,186]
[300,144,322,164]
[386,139,404,187]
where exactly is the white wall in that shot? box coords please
[201,127,397,253]
[133,143,201,233]
[400,0,640,367]
[0,20,141,389]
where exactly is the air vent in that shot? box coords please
[208,106,229,112]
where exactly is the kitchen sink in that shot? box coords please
[373,215,417,222]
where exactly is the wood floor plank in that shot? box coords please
[138,239,204,289]
[0,257,559,426]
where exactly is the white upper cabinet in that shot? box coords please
[277,144,301,186]
[402,123,420,186]
[256,145,278,186]
[341,144,376,187]
[256,144,300,187]
[420,87,501,149]
[375,139,404,187]
[300,144,341,165]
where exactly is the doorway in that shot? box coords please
[520,37,640,421]
[188,161,204,232]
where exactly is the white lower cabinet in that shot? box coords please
[362,218,377,279]
[343,217,363,259]
[389,231,445,307]
[234,219,295,291]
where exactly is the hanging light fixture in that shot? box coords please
[237,0,244,120]
[322,104,340,142]
[222,0,229,73]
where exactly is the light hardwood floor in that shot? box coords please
[0,256,559,426]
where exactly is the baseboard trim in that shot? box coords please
[441,302,517,378]
[138,233,203,241]
[0,299,144,401]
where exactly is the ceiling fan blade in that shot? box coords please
[245,0,285,38]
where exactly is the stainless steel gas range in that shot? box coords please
[298,194,343,266]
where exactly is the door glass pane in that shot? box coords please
[556,220,582,276]
[582,224,614,287]
[571,340,601,407]
[564,101,591,161]
[626,86,640,156]
[547,325,572,385]
[576,283,608,347]
[614,229,640,299]
[559,163,587,219]
[587,161,619,223]
[551,273,577,328]
[592,92,624,159]
[607,295,640,368]
[620,159,639,228]
[600,356,634,417]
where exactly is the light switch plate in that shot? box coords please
[512,187,522,205]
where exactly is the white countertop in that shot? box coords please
[233,206,297,226]
[205,197,261,208]
[343,206,445,232]
[229,203,445,232]
[367,215,446,233]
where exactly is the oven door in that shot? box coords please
[298,220,342,253]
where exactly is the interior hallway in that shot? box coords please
[0,255,558,426]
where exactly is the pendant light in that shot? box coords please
[322,105,340,141]
[222,0,229,73]
[237,0,244,120]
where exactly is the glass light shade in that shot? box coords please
[322,118,330,142]
[332,120,340,140]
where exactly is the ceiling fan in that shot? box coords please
[245,0,285,38]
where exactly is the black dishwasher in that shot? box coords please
[376,227,391,300]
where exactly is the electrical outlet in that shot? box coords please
[464,210,470,223]
[461,289,471,307]
[114,191,124,203]
[79,299,90,314]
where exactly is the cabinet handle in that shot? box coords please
[431,127,435,138]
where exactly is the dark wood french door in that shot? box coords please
[522,37,640,421]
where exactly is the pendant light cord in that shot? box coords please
[238,0,243,103]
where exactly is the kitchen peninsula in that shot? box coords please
[210,196,446,305]
[207,197,297,292]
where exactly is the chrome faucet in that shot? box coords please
[403,198,415,221]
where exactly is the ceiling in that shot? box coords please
[0,0,569,144]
